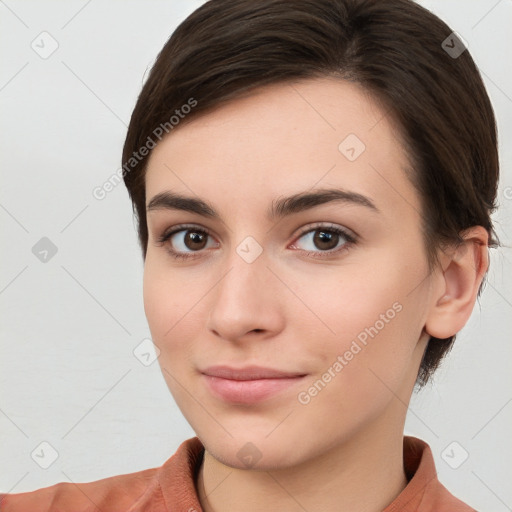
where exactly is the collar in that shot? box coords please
[157,436,473,511]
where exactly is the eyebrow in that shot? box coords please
[146,188,380,221]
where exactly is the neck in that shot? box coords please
[196,412,408,512]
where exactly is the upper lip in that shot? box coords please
[201,365,306,381]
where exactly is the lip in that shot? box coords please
[201,365,307,404]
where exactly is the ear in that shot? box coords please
[424,226,489,339]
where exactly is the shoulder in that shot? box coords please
[0,437,204,512]
[397,436,477,512]
[421,478,478,511]
[0,466,163,512]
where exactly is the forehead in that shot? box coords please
[145,77,420,223]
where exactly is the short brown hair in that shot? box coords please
[122,0,500,386]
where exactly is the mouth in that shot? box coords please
[201,365,308,404]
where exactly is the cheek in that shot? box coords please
[295,302,421,442]
[143,257,191,354]
[298,259,410,344]
[143,263,171,339]
[142,256,214,371]
[302,251,428,394]
[143,265,195,405]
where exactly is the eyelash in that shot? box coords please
[156,223,358,261]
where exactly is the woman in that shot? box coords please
[1,0,500,510]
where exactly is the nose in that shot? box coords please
[206,245,284,343]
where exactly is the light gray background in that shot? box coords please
[0,1,511,510]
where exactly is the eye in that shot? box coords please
[156,222,357,261]
[289,223,357,258]
[156,224,218,260]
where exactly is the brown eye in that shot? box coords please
[156,225,218,260]
[312,230,340,251]
[169,229,212,252]
[182,230,208,251]
[292,225,353,254]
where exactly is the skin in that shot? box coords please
[143,77,488,512]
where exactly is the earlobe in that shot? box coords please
[424,226,489,339]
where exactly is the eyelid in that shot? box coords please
[156,223,217,248]
[156,221,358,259]
[158,222,357,241]
[293,221,357,241]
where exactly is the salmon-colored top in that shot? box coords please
[0,436,475,511]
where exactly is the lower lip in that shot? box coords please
[202,374,306,404]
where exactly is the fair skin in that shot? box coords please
[143,77,488,512]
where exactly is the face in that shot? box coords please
[143,77,435,470]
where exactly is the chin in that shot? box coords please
[196,421,324,472]
[203,435,303,471]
